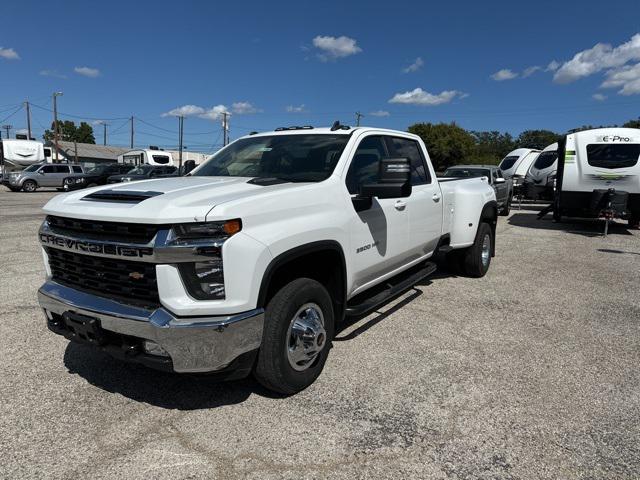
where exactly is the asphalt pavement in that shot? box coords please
[1,188,639,479]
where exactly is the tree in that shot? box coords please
[408,122,476,171]
[517,130,560,150]
[43,120,96,144]
[471,131,516,164]
[623,118,640,129]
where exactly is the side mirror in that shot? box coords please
[495,177,505,184]
[360,158,412,199]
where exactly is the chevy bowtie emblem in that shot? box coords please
[129,271,145,280]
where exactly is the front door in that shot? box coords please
[345,134,410,292]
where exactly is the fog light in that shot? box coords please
[143,340,169,357]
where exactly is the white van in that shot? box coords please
[118,148,174,167]
[553,128,640,227]
[523,143,558,200]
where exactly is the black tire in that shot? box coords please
[459,222,493,278]
[629,217,640,230]
[499,196,512,216]
[254,278,334,395]
[22,180,37,192]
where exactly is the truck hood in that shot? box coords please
[42,176,305,223]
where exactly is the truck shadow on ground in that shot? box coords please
[63,343,278,409]
[507,212,634,237]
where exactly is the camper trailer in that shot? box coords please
[117,148,175,167]
[549,128,640,228]
[523,143,558,200]
[0,139,51,180]
[499,148,541,196]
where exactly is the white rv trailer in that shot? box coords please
[523,143,558,200]
[118,148,175,167]
[499,148,541,178]
[551,128,640,227]
[0,139,58,180]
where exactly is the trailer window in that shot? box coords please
[152,155,170,164]
[500,156,519,170]
[533,152,557,170]
[586,144,640,169]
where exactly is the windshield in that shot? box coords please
[533,151,558,170]
[24,164,41,172]
[587,144,640,169]
[444,168,491,178]
[192,134,350,182]
[127,165,153,175]
[499,156,519,171]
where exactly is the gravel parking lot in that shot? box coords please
[1,188,639,479]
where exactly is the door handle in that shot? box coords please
[394,200,407,210]
[432,194,441,202]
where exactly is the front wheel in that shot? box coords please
[459,222,493,278]
[254,278,334,395]
[22,180,37,192]
[499,197,512,216]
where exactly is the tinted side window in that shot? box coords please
[72,166,82,173]
[387,137,430,185]
[345,136,387,195]
[41,165,55,173]
[55,165,70,173]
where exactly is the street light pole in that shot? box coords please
[52,92,63,162]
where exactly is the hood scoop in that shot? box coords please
[82,189,164,204]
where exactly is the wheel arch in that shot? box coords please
[480,200,498,256]
[257,241,348,322]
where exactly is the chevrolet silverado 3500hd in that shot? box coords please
[37,125,497,394]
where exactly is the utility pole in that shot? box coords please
[222,112,229,146]
[355,112,363,127]
[99,121,109,146]
[24,101,32,139]
[178,115,184,171]
[130,116,134,148]
[2,125,12,139]
[53,92,63,162]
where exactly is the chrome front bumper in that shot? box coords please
[38,280,264,373]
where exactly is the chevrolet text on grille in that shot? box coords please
[39,233,153,258]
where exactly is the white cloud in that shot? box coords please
[522,66,541,78]
[74,66,101,78]
[491,69,518,81]
[199,105,230,121]
[312,35,362,61]
[39,69,67,79]
[369,110,390,117]
[286,104,307,113]
[403,57,424,73]
[546,60,560,72]
[161,104,205,117]
[553,33,640,84]
[601,63,640,95]
[592,93,607,101]
[388,88,466,106]
[0,47,19,60]
[231,101,261,114]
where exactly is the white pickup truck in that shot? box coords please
[37,125,497,394]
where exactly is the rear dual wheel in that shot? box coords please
[448,222,493,278]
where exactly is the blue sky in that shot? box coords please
[1,0,640,152]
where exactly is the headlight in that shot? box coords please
[171,220,242,300]
[171,220,242,244]
[75,178,84,184]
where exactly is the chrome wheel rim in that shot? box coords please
[287,303,326,372]
[24,182,35,192]
[481,233,491,267]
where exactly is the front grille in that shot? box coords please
[46,247,159,307]
[46,215,165,244]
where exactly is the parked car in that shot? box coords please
[4,163,84,192]
[37,125,498,394]
[443,165,513,215]
[63,163,136,191]
[523,143,558,201]
[107,165,178,184]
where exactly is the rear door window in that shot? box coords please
[386,136,430,185]
[55,165,70,173]
[586,144,640,169]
